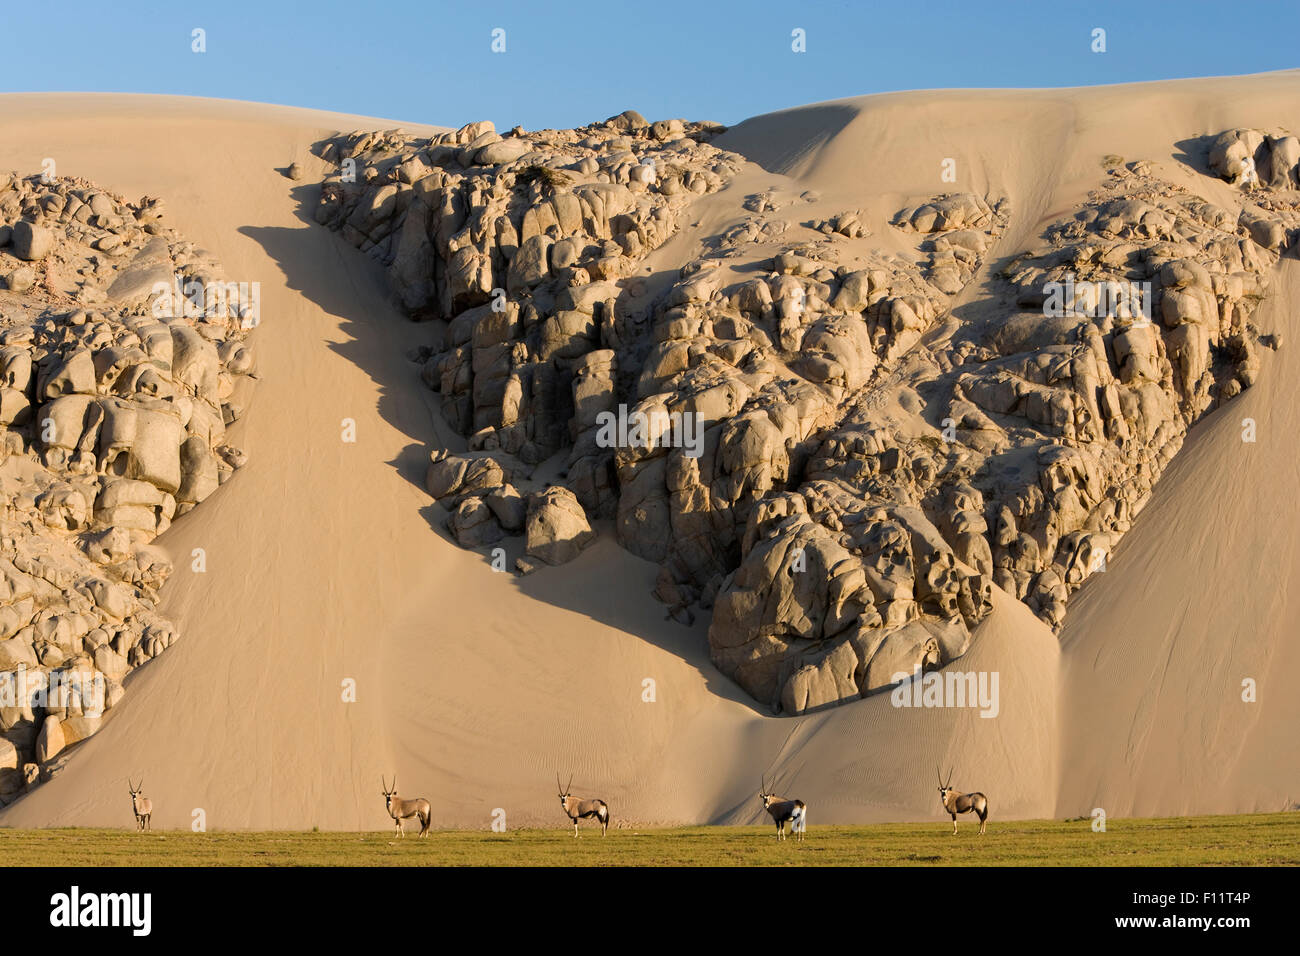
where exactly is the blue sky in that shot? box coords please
[1,1,1295,129]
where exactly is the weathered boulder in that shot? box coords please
[525,487,596,565]
[35,715,64,764]
[449,496,505,548]
[12,220,53,260]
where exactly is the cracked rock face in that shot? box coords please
[313,117,1294,715]
[0,172,257,799]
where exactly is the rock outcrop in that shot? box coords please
[312,119,1293,715]
[0,171,258,800]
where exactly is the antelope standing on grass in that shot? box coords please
[381,776,431,837]
[759,776,807,842]
[937,766,988,835]
[128,779,152,831]
[556,773,610,837]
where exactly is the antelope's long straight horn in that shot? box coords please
[946,766,954,788]
[936,766,943,787]
[566,773,574,794]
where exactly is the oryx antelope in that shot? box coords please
[556,773,610,837]
[381,776,431,837]
[937,767,988,835]
[759,776,807,842]
[127,779,152,831]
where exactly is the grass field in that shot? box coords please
[2,813,1298,866]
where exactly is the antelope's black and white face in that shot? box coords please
[559,793,570,810]
[759,792,773,807]
[939,786,952,802]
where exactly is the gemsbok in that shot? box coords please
[759,776,807,842]
[937,766,988,835]
[128,778,152,831]
[556,773,610,837]
[381,776,431,837]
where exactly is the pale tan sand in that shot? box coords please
[1,74,1297,830]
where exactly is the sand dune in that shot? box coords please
[2,73,1299,829]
